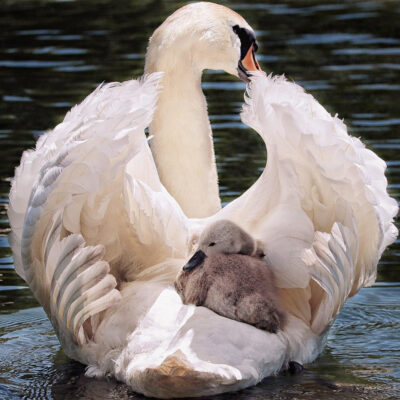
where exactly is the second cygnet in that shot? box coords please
[175,220,286,333]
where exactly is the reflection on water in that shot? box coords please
[1,287,399,399]
[0,0,399,398]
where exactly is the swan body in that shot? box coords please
[8,2,398,398]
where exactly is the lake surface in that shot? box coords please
[0,0,399,399]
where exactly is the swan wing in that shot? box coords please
[123,176,192,268]
[7,73,187,348]
[219,73,398,327]
[40,212,121,347]
[304,222,357,334]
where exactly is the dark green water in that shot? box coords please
[0,0,399,399]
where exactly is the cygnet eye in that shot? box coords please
[208,242,216,247]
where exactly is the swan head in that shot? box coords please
[144,2,261,81]
[183,219,262,271]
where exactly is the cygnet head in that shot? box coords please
[183,219,260,271]
[145,2,261,82]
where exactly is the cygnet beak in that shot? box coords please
[238,44,261,83]
[183,250,206,271]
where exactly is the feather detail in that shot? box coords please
[8,73,163,350]
[303,222,356,334]
[230,71,398,326]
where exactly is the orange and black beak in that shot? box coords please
[233,25,262,83]
[238,43,261,83]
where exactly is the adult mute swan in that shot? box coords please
[8,2,398,398]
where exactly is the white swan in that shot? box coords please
[8,2,398,398]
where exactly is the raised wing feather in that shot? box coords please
[303,222,357,334]
[7,73,191,348]
[45,214,121,346]
[124,177,191,265]
[220,72,398,330]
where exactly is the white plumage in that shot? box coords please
[8,2,397,398]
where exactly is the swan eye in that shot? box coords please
[209,242,216,247]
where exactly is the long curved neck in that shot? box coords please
[147,66,221,218]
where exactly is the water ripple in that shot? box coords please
[352,119,400,127]
[0,60,84,68]
[335,12,377,20]
[333,47,400,55]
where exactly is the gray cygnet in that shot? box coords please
[175,220,286,333]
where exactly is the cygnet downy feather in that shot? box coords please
[175,220,286,333]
